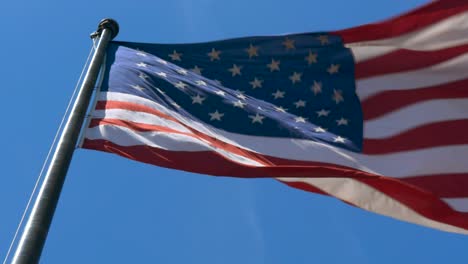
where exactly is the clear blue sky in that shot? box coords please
[2,0,467,263]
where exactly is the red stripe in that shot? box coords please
[83,138,378,179]
[401,174,468,198]
[279,180,328,196]
[248,155,468,200]
[89,118,184,134]
[279,180,356,207]
[358,176,468,228]
[96,101,178,123]
[282,177,468,231]
[355,44,468,79]
[361,79,468,121]
[89,118,270,165]
[82,139,468,231]
[362,120,468,154]
[334,0,468,43]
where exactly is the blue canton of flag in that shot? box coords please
[102,33,363,152]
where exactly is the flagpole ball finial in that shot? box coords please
[96,18,119,40]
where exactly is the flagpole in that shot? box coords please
[11,19,119,264]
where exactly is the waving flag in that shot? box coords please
[82,0,468,234]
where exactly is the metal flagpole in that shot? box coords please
[11,19,119,264]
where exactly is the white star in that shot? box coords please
[274,106,288,113]
[130,84,145,91]
[289,72,302,84]
[191,65,203,75]
[228,64,242,76]
[233,100,246,108]
[176,69,188,75]
[156,59,168,65]
[191,94,205,104]
[282,38,295,50]
[272,90,285,99]
[267,59,280,72]
[295,116,307,123]
[209,110,224,121]
[136,51,147,57]
[215,90,226,96]
[171,102,181,108]
[311,81,322,95]
[246,44,259,58]
[207,48,221,61]
[236,92,247,100]
[318,35,330,45]
[294,100,306,108]
[136,62,148,67]
[327,64,340,74]
[336,118,349,126]
[334,136,346,143]
[168,50,182,61]
[332,89,344,104]
[314,127,326,133]
[174,81,187,89]
[305,50,318,65]
[156,72,167,78]
[138,72,148,79]
[249,78,263,89]
[316,109,330,117]
[249,113,265,124]
[195,80,207,86]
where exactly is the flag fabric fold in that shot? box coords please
[82,0,468,234]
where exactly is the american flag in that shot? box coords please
[82,0,468,234]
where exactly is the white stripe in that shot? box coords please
[86,125,205,151]
[356,52,468,100]
[100,92,174,116]
[92,108,192,133]
[85,125,264,167]
[349,46,398,63]
[364,98,468,139]
[90,92,468,178]
[278,177,468,234]
[214,134,468,178]
[348,11,468,63]
[443,198,468,213]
